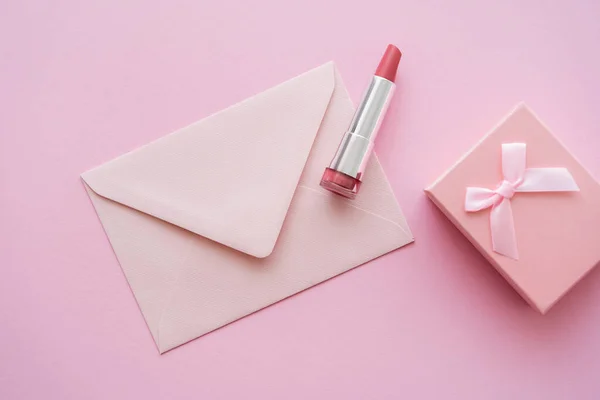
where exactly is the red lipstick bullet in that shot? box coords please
[375,44,402,82]
[320,44,401,199]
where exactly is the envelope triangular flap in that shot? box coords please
[82,63,336,258]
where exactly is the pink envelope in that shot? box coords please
[81,63,413,353]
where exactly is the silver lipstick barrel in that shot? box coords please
[327,75,395,180]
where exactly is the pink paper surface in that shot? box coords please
[81,63,413,353]
[2,1,600,399]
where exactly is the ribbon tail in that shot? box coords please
[517,168,580,192]
[490,199,519,260]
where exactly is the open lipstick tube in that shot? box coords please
[320,44,401,199]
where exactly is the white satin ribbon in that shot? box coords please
[465,143,579,259]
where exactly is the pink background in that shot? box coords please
[2,1,600,399]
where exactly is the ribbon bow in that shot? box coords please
[465,143,579,259]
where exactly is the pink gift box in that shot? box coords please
[426,104,600,313]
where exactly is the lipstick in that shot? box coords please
[320,44,401,199]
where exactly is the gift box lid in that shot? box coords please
[426,104,600,313]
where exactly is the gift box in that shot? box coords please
[425,104,600,313]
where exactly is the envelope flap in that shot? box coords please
[82,63,335,258]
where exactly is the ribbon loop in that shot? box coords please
[502,143,527,183]
[465,143,579,260]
